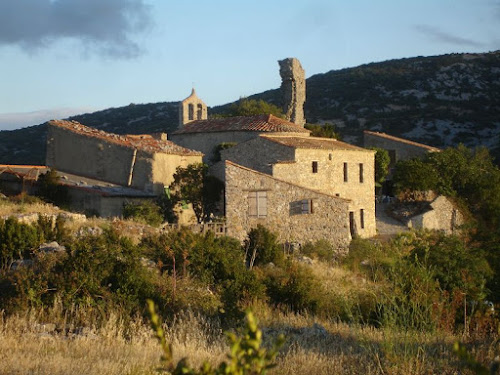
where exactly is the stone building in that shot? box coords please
[170,114,310,164]
[406,195,464,234]
[178,89,208,127]
[225,161,351,248]
[220,134,376,238]
[363,130,440,165]
[46,120,203,195]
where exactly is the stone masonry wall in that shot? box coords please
[279,58,306,126]
[407,196,464,234]
[47,124,138,187]
[46,124,202,195]
[364,132,438,162]
[220,136,295,175]
[272,148,376,238]
[225,162,351,249]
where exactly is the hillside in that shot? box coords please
[1,51,499,165]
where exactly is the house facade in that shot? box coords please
[46,120,203,195]
[225,161,351,249]
[221,134,376,239]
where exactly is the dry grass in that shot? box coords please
[0,199,61,217]
[1,304,496,375]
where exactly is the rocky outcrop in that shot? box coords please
[279,58,306,126]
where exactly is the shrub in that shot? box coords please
[262,261,323,314]
[300,239,337,262]
[36,168,70,207]
[123,200,163,226]
[244,225,284,268]
[0,217,42,269]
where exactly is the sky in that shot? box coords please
[0,0,499,131]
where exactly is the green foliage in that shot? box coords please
[406,232,492,301]
[304,123,341,139]
[147,300,285,375]
[244,225,284,268]
[300,239,336,262]
[370,147,391,186]
[141,229,265,320]
[0,217,42,269]
[392,158,440,192]
[263,262,323,314]
[36,169,70,207]
[224,98,284,118]
[453,342,499,375]
[169,163,224,223]
[123,200,164,226]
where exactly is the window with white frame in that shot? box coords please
[290,199,313,215]
[248,191,267,218]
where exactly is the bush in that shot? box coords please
[244,225,284,268]
[262,261,323,314]
[0,217,42,269]
[123,200,163,226]
[300,239,337,262]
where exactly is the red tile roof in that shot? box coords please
[172,114,310,135]
[48,120,203,156]
[261,135,372,152]
[364,130,441,152]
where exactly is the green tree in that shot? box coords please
[223,98,284,118]
[370,147,391,186]
[169,163,224,223]
[244,225,284,268]
[37,168,69,207]
[392,158,439,192]
[304,123,341,139]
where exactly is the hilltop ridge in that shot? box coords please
[1,50,499,165]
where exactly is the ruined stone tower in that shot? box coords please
[178,88,208,127]
[279,58,306,126]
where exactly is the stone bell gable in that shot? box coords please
[178,88,208,127]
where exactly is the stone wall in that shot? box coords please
[407,196,464,234]
[178,89,207,127]
[272,148,376,238]
[46,124,201,195]
[220,136,295,175]
[279,58,306,126]
[363,131,439,163]
[225,162,351,250]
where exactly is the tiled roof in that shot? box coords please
[261,135,372,152]
[364,130,441,152]
[48,120,203,156]
[172,114,311,135]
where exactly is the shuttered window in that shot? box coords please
[248,191,267,218]
[290,199,313,215]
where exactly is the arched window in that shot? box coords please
[197,103,203,120]
[188,104,194,120]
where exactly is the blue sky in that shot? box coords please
[0,0,499,130]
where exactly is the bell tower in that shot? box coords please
[178,88,207,127]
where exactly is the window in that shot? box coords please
[290,199,313,215]
[248,191,267,218]
[359,163,364,183]
[360,209,365,229]
[343,162,348,182]
[312,161,318,173]
[197,103,203,120]
[188,103,194,120]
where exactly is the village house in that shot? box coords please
[46,120,203,195]
[218,134,376,239]
[363,130,440,166]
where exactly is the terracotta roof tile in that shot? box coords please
[172,114,310,135]
[48,120,203,156]
[364,130,441,152]
[261,135,373,152]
